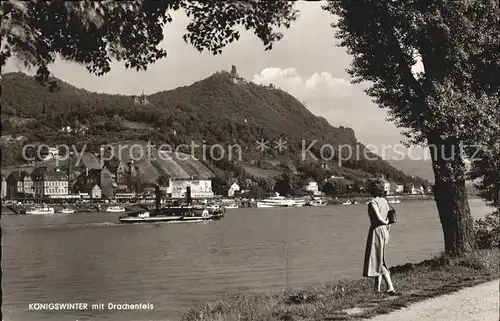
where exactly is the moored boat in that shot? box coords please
[307,199,327,206]
[106,206,126,213]
[25,207,55,215]
[290,198,307,207]
[256,195,294,208]
[59,208,75,214]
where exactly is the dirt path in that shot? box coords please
[366,279,499,321]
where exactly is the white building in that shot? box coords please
[60,125,88,134]
[91,185,102,199]
[170,179,214,199]
[32,169,69,198]
[61,125,72,133]
[396,185,404,194]
[43,147,59,161]
[410,185,425,195]
[305,181,320,195]
[380,177,391,194]
[228,182,240,197]
[23,174,34,196]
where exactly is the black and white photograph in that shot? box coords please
[1,1,499,321]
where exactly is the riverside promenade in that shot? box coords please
[365,279,499,321]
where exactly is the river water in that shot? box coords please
[1,199,492,321]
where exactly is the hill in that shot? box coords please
[1,69,429,187]
[386,158,435,182]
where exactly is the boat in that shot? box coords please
[225,203,239,209]
[59,208,75,214]
[307,199,327,207]
[25,207,55,215]
[388,198,402,204]
[256,195,295,208]
[342,200,358,205]
[205,204,221,210]
[106,205,126,213]
[290,198,307,207]
[118,205,225,224]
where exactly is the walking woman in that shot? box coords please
[363,180,396,294]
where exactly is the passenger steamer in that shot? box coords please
[118,206,224,223]
[118,188,225,224]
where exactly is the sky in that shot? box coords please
[3,2,428,160]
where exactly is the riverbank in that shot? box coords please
[181,249,499,321]
[1,202,141,214]
[0,194,478,215]
[330,194,436,205]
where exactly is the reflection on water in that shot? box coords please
[1,199,491,321]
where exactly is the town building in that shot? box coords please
[228,182,240,197]
[115,161,128,191]
[42,147,60,161]
[0,134,26,142]
[396,184,404,194]
[1,174,7,199]
[410,185,426,195]
[320,163,330,171]
[73,168,115,199]
[31,168,69,198]
[59,124,89,134]
[115,160,136,192]
[170,179,214,199]
[379,176,391,194]
[134,91,150,106]
[6,170,27,198]
[22,172,34,196]
[324,177,355,194]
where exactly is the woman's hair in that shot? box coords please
[367,179,385,197]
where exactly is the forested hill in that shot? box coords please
[1,69,428,186]
[2,70,356,149]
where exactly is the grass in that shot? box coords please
[181,249,499,321]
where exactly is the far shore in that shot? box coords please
[0,194,483,215]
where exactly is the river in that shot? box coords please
[1,198,492,321]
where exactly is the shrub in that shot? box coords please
[474,210,500,249]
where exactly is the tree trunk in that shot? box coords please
[429,138,476,256]
[433,173,475,256]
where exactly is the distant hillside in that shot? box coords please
[386,158,434,182]
[386,158,481,196]
[1,69,429,186]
